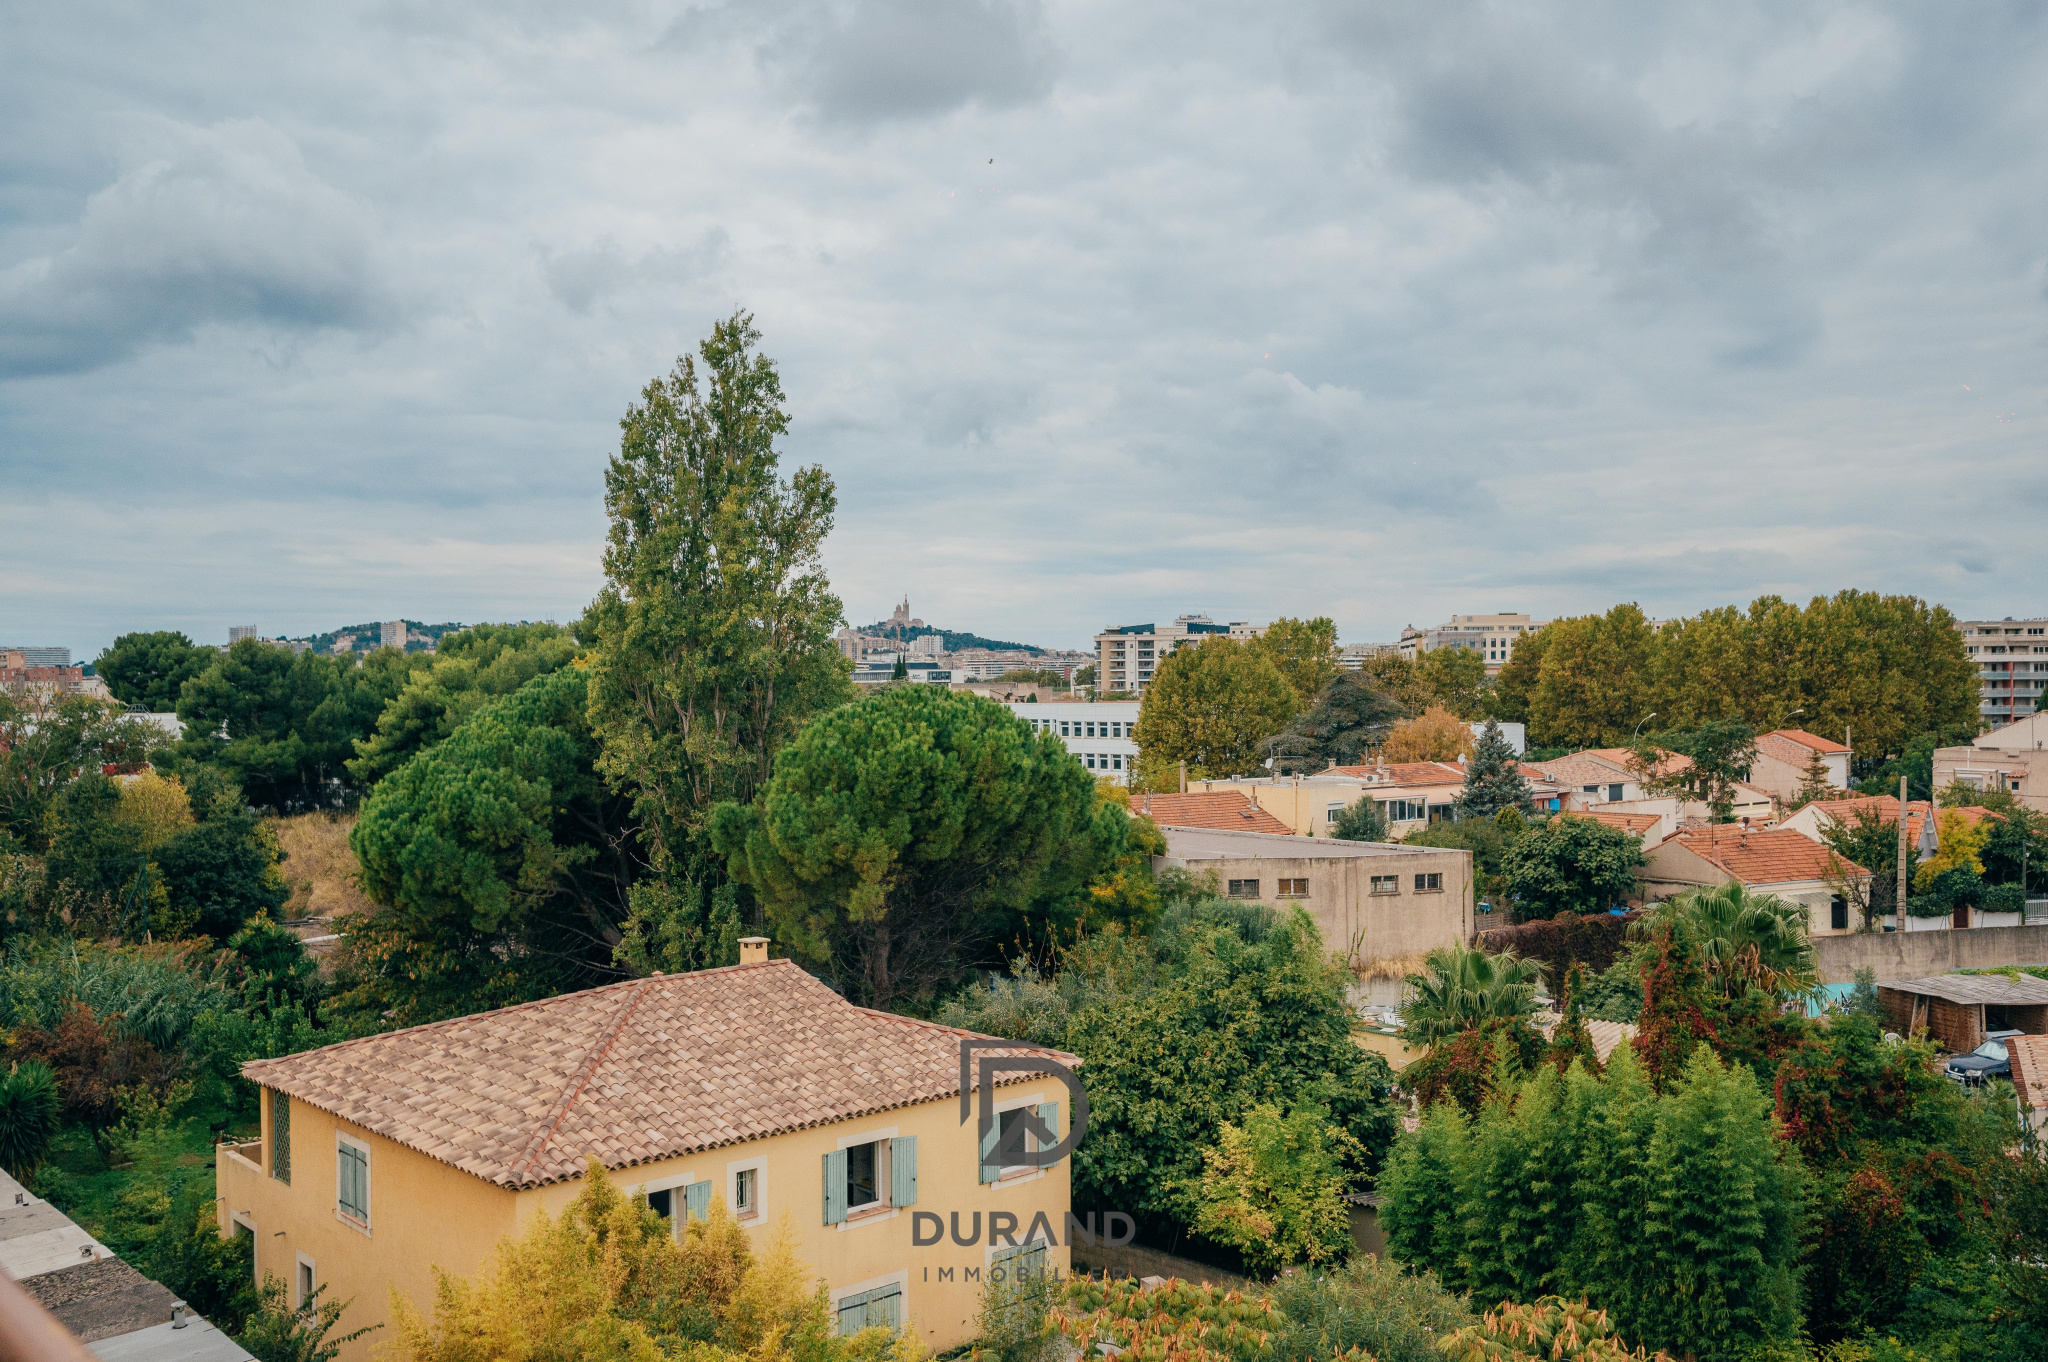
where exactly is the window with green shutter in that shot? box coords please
[889,1137,917,1206]
[836,1283,904,1337]
[337,1137,369,1224]
[270,1090,291,1184]
[683,1180,712,1222]
[822,1149,848,1224]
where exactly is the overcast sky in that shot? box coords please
[4,1,2045,661]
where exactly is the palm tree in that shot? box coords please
[1399,942,1544,1050]
[1636,881,1819,1003]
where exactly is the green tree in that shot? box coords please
[1251,617,1339,710]
[1193,1102,1363,1273]
[347,622,579,786]
[172,641,429,811]
[1634,882,1818,1003]
[346,668,635,1024]
[946,890,1401,1247]
[1328,798,1389,843]
[585,313,852,891]
[1132,637,1296,784]
[1499,816,1645,920]
[1416,647,1487,719]
[1485,629,1549,725]
[1982,804,2048,892]
[1402,817,1517,910]
[1818,805,1916,927]
[42,773,158,932]
[0,691,166,850]
[1262,671,1404,774]
[1634,1048,1803,1360]
[154,800,291,942]
[0,1059,61,1178]
[1455,719,1533,819]
[711,686,1105,1007]
[238,1276,377,1362]
[1634,720,1758,823]
[1397,942,1542,1050]
[1355,653,1440,719]
[1528,605,1657,749]
[95,631,209,712]
[1376,1101,1471,1283]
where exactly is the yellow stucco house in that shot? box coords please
[216,943,1078,1360]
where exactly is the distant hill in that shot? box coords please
[855,620,1038,653]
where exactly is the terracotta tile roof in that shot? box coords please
[1321,761,1465,786]
[1133,790,1296,834]
[1675,826,1867,885]
[1766,728,1849,754]
[1575,809,1662,837]
[1535,1016,1638,1064]
[241,961,1076,1190]
[2010,1034,2048,1112]
[1584,748,1695,778]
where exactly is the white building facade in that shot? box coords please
[1953,617,2048,729]
[1397,613,1548,675]
[1008,701,1141,783]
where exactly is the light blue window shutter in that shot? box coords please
[868,1284,903,1332]
[1036,1102,1059,1158]
[684,1180,711,1222]
[979,1118,999,1183]
[836,1289,870,1337]
[890,1137,917,1207]
[823,1150,848,1225]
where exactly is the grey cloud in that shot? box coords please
[765,0,1058,124]
[0,119,396,380]
[538,231,729,314]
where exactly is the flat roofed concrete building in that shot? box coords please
[1009,699,1139,783]
[1396,613,1548,675]
[1935,711,2047,815]
[1953,616,2048,729]
[1094,614,1263,697]
[1154,826,1474,997]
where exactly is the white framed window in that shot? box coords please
[1326,804,1344,824]
[295,1253,316,1309]
[1369,875,1398,895]
[641,1170,711,1237]
[335,1132,370,1230]
[981,1090,1054,1184]
[824,1126,912,1227]
[726,1155,767,1224]
[1414,872,1443,892]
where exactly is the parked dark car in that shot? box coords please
[1945,1029,2023,1085]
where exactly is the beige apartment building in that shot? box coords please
[1935,711,2046,815]
[1193,764,1569,839]
[1153,826,1476,994]
[1396,613,1548,675]
[1094,614,1264,696]
[1953,616,2048,729]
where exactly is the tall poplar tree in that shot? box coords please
[585,313,853,888]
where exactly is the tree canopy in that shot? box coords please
[347,667,636,1024]
[585,313,853,887]
[1263,670,1404,774]
[1510,593,1975,768]
[94,631,210,712]
[1381,705,1473,763]
[171,640,428,811]
[1455,719,1533,819]
[1249,617,1338,710]
[711,686,1116,1007]
[1132,637,1297,785]
[1499,816,1645,920]
[347,622,579,786]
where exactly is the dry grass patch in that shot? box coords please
[270,812,376,920]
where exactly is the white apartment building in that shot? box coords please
[1008,700,1141,782]
[1953,617,2048,729]
[1397,613,1548,676]
[1094,615,1264,696]
[1338,642,1400,669]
